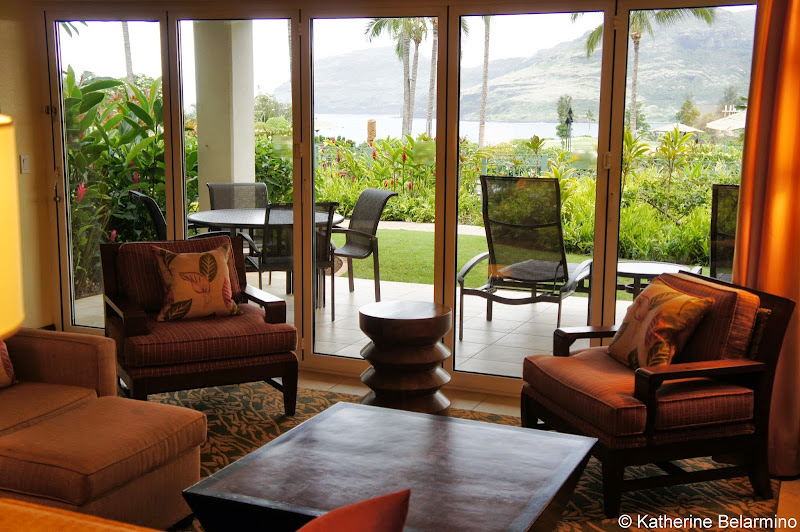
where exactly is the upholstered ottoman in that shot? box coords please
[0,396,206,529]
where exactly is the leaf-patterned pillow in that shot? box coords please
[152,245,241,321]
[607,278,713,369]
[1,341,15,389]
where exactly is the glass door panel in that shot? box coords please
[178,18,294,321]
[455,12,604,378]
[55,20,163,328]
[614,5,756,321]
[311,17,439,357]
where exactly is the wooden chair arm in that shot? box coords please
[243,284,287,324]
[103,294,149,336]
[553,325,618,356]
[634,359,765,435]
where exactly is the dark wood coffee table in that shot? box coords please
[184,403,596,531]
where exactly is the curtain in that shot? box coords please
[735,0,800,475]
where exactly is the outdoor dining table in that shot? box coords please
[616,260,701,297]
[188,208,344,234]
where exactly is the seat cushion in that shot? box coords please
[124,304,296,367]
[0,499,159,531]
[116,236,243,314]
[0,397,206,506]
[523,348,754,437]
[658,273,760,362]
[0,382,96,437]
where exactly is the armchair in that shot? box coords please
[521,272,794,517]
[100,235,298,414]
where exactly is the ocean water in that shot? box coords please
[314,113,600,144]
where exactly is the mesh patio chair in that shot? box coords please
[207,182,269,272]
[457,176,592,340]
[315,201,339,321]
[333,188,398,302]
[238,202,295,292]
[710,184,739,282]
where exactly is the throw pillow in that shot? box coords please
[297,489,410,532]
[152,244,241,321]
[0,341,15,389]
[608,278,713,369]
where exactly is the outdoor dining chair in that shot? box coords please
[457,176,592,340]
[710,184,739,282]
[333,188,398,302]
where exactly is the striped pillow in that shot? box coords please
[1,341,15,389]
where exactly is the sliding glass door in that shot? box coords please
[50,16,166,329]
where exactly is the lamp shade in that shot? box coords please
[0,115,24,338]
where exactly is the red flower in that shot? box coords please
[402,151,407,162]
[372,148,377,159]
[322,162,326,168]
[128,161,135,167]
[109,229,117,243]
[337,149,341,163]
[390,179,395,185]
[407,181,413,191]
[76,183,87,203]
[383,180,388,187]
[132,172,140,184]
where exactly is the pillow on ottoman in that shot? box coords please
[608,278,712,369]
[152,244,241,321]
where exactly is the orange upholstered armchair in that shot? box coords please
[100,235,298,414]
[521,272,795,517]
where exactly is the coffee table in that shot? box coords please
[184,403,596,532]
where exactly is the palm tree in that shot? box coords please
[573,9,715,134]
[478,15,491,148]
[425,18,438,137]
[367,18,427,137]
[121,21,135,86]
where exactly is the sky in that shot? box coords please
[58,7,753,109]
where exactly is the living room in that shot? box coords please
[2,0,800,529]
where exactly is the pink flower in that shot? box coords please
[331,137,335,143]
[407,181,413,191]
[132,172,140,184]
[76,183,87,203]
[109,229,117,243]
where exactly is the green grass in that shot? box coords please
[332,229,593,288]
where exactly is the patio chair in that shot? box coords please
[238,202,295,292]
[457,176,592,340]
[129,190,230,242]
[522,272,795,517]
[333,188,398,302]
[710,184,739,282]
[315,201,339,321]
[207,182,269,272]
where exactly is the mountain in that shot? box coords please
[274,9,756,123]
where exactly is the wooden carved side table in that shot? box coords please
[358,301,452,414]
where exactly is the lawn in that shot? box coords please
[332,229,594,289]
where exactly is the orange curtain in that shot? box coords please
[735,0,800,475]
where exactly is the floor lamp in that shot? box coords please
[0,114,24,338]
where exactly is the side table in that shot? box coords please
[358,301,452,414]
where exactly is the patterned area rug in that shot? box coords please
[153,382,780,531]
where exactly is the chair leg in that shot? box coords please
[258,271,263,290]
[556,299,563,328]
[347,258,355,293]
[282,363,298,417]
[601,455,625,518]
[487,299,493,322]
[459,288,465,341]
[373,248,381,302]
[330,266,336,321]
[747,444,774,498]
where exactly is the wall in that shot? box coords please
[0,4,59,328]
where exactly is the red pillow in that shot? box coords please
[298,489,410,532]
[1,341,15,389]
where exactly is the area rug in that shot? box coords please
[153,382,780,531]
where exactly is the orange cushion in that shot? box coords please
[0,382,96,437]
[298,489,410,532]
[152,244,241,321]
[608,278,712,369]
[0,498,158,531]
[0,342,13,389]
